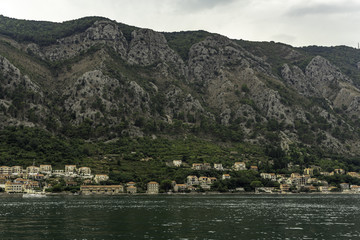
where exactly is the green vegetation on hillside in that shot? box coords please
[1,126,360,190]
[237,40,313,76]
[0,15,108,46]
[164,30,212,60]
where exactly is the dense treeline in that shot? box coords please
[1,126,360,191]
[0,15,106,46]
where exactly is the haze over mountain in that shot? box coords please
[1,15,360,160]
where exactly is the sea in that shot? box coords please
[0,194,359,240]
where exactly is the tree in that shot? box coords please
[160,179,173,192]
[250,181,263,189]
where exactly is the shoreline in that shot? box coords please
[0,191,358,197]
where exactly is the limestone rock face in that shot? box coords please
[305,56,352,98]
[0,56,42,94]
[27,20,128,61]
[188,35,271,87]
[63,70,151,124]
[0,55,46,126]
[162,86,206,124]
[282,55,360,117]
[127,29,186,78]
[281,64,317,96]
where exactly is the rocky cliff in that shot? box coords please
[1,16,360,155]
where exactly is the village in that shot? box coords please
[1,159,360,195]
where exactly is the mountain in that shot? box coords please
[1,15,360,164]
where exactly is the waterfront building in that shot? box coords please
[80,185,124,195]
[127,182,136,186]
[147,181,159,194]
[24,181,40,191]
[350,185,360,192]
[5,181,23,193]
[340,183,350,191]
[126,185,137,194]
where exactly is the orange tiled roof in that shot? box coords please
[148,181,159,184]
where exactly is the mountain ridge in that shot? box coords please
[1,15,360,161]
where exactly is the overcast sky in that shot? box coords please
[1,0,360,47]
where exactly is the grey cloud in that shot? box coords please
[287,2,360,16]
[173,0,239,13]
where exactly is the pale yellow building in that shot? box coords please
[187,175,199,185]
[40,165,52,174]
[147,181,159,194]
[78,167,91,176]
[0,166,11,175]
[126,185,137,194]
[26,166,40,176]
[233,162,246,171]
[11,166,23,176]
[222,174,231,180]
[65,165,77,175]
[5,181,24,193]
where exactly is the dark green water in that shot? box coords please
[0,194,359,240]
